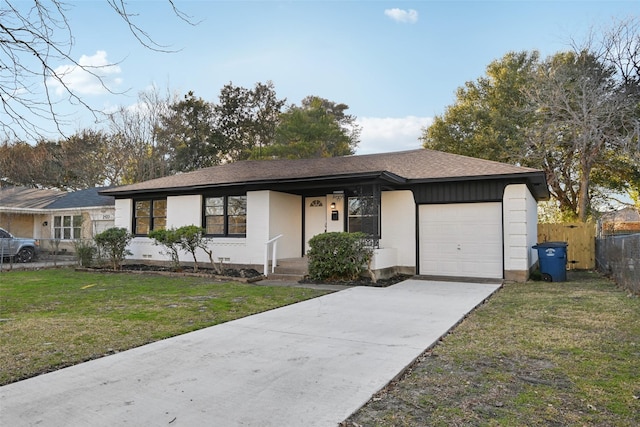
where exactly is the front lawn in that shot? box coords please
[345,271,640,426]
[0,268,329,385]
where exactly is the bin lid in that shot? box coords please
[533,241,568,249]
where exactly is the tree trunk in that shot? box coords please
[577,165,591,222]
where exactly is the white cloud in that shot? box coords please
[384,8,419,24]
[356,116,433,155]
[48,50,122,96]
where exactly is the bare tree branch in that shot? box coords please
[0,0,195,141]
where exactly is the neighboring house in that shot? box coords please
[0,186,115,253]
[600,207,640,236]
[101,149,550,282]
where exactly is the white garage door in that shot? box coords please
[419,203,503,279]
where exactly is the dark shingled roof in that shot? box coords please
[45,187,115,209]
[102,149,548,198]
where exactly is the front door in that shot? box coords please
[304,196,327,254]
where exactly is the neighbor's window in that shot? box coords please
[348,196,380,238]
[134,199,167,235]
[54,215,82,240]
[204,195,247,236]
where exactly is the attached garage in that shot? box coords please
[419,203,503,280]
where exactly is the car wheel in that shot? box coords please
[16,247,35,263]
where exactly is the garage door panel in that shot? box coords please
[419,203,503,279]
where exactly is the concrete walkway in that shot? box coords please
[0,280,500,426]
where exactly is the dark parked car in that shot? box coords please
[0,227,38,262]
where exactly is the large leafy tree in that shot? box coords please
[56,129,118,188]
[422,46,639,221]
[0,140,49,187]
[422,51,538,164]
[255,96,360,159]
[524,51,638,221]
[591,17,640,208]
[213,81,286,161]
[108,86,176,183]
[157,91,222,173]
[1,129,118,189]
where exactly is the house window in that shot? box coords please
[204,195,247,236]
[134,199,166,235]
[53,215,82,240]
[348,196,380,239]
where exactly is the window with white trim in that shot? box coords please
[53,215,82,240]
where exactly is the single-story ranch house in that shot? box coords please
[100,149,550,282]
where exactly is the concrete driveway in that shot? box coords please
[0,279,500,426]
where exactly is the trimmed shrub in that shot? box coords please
[94,227,132,270]
[175,225,207,272]
[74,240,96,267]
[149,226,211,272]
[148,228,182,270]
[307,232,374,281]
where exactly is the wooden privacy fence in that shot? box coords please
[538,223,596,270]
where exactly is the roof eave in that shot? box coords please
[100,171,406,198]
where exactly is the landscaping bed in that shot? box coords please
[88,262,411,287]
[78,263,264,283]
[300,273,413,288]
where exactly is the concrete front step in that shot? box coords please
[275,258,308,267]
[265,258,308,281]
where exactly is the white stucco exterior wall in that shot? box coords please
[209,190,301,266]
[374,190,416,273]
[167,195,201,228]
[114,199,132,230]
[245,190,269,263]
[503,184,538,282]
[268,191,302,259]
[326,193,345,233]
[115,189,417,272]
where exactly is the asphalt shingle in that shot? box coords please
[101,149,543,196]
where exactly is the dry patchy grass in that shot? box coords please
[0,268,329,385]
[345,271,639,427]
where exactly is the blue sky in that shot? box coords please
[40,0,640,154]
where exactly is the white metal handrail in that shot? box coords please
[264,234,284,277]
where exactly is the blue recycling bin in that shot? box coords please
[533,242,568,282]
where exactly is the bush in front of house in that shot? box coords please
[175,225,207,272]
[94,227,133,270]
[149,225,211,272]
[148,228,182,270]
[74,239,96,267]
[307,232,374,281]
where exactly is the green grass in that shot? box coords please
[0,268,329,385]
[346,271,640,426]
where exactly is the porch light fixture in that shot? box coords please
[330,202,336,209]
